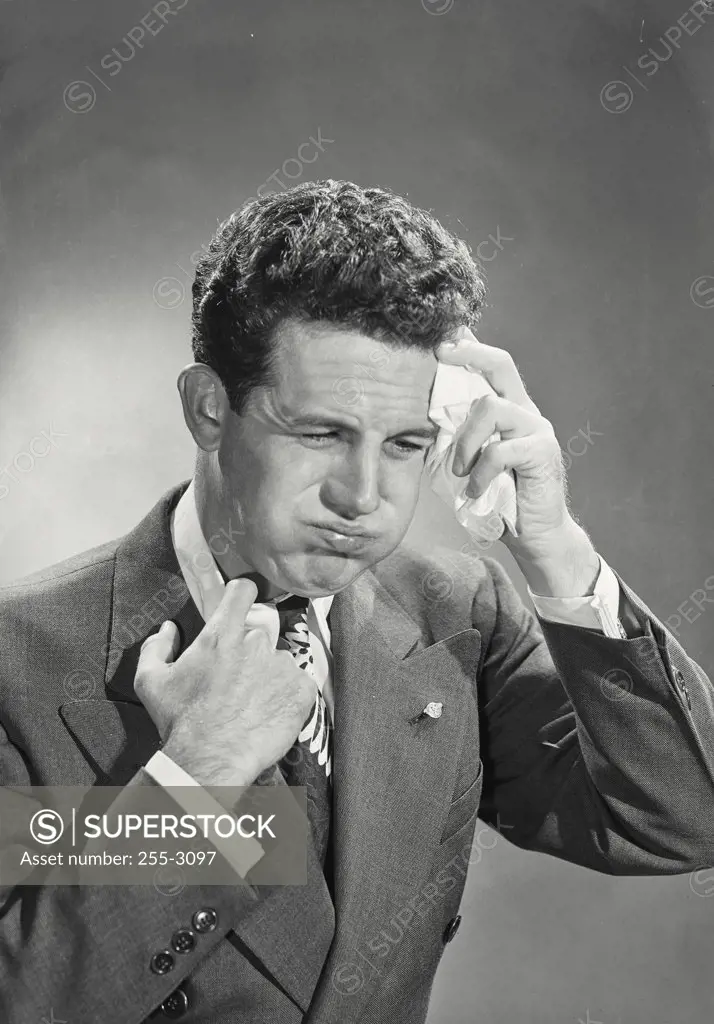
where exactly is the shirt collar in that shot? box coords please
[170,480,335,623]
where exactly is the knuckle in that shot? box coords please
[251,630,271,655]
[273,649,295,675]
[200,621,221,649]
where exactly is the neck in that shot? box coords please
[192,464,286,603]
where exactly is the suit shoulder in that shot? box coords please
[0,543,119,700]
[372,542,506,639]
[380,542,499,594]
[0,540,118,614]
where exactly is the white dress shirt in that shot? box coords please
[143,481,627,873]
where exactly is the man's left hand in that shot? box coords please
[436,329,601,597]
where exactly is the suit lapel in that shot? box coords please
[307,569,481,1022]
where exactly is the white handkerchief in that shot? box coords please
[425,361,518,542]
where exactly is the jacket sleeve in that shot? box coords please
[476,555,714,874]
[0,718,260,1024]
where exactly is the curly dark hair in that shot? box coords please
[191,179,486,414]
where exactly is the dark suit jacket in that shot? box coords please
[1,482,712,1024]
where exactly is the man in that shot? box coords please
[0,179,712,1024]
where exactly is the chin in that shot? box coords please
[282,553,369,597]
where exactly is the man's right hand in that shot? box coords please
[134,579,317,787]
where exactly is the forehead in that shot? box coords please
[264,319,438,425]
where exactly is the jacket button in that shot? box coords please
[160,987,189,1019]
[150,950,175,975]
[443,915,462,944]
[192,908,218,933]
[171,929,196,954]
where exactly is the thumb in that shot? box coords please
[138,621,180,669]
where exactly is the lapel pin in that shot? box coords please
[410,701,444,724]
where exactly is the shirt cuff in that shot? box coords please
[528,555,627,639]
[143,749,264,877]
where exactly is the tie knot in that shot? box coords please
[276,595,310,639]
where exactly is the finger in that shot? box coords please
[452,396,544,476]
[463,436,557,498]
[437,328,539,413]
[136,621,180,674]
[242,625,273,650]
[205,576,259,643]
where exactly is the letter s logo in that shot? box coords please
[30,809,65,845]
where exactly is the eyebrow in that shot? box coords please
[288,415,439,440]
[398,425,439,440]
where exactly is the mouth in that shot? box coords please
[309,523,377,555]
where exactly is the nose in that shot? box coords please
[320,444,381,520]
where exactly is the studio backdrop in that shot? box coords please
[1,1,713,1022]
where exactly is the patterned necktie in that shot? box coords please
[276,595,333,872]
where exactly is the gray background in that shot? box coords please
[1,1,713,1021]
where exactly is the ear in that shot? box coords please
[177,363,231,451]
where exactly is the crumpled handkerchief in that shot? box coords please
[425,360,518,543]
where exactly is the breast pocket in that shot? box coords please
[439,759,483,845]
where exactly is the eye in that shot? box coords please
[300,431,340,445]
[388,439,430,457]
